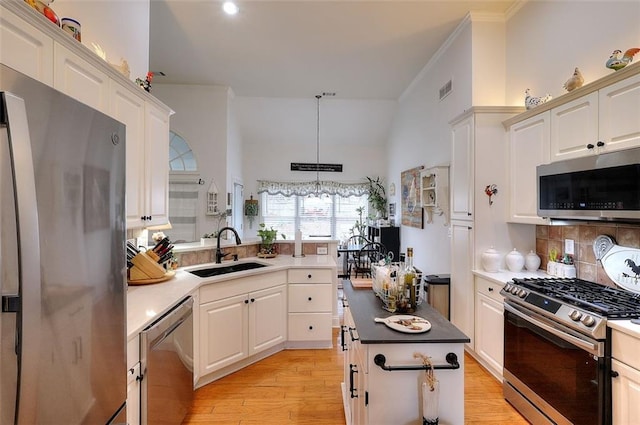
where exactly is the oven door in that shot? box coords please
[503,301,610,425]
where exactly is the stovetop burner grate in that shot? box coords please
[511,277,640,319]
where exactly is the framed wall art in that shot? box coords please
[400,165,424,229]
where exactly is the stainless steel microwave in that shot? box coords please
[537,147,640,222]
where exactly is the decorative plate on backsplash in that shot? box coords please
[593,235,640,294]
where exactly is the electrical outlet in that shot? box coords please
[317,246,328,255]
[565,239,575,256]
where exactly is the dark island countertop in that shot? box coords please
[343,280,470,344]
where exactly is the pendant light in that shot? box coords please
[314,94,322,196]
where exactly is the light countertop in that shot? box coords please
[607,319,640,339]
[127,255,336,339]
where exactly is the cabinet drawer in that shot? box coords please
[288,268,332,284]
[127,335,140,369]
[612,329,640,370]
[288,284,332,312]
[288,313,332,341]
[475,277,503,303]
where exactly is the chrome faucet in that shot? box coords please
[216,226,242,263]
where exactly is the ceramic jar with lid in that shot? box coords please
[525,250,541,271]
[506,249,525,272]
[481,247,501,273]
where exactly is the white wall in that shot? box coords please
[152,83,230,240]
[385,19,474,275]
[505,1,640,106]
[52,0,150,82]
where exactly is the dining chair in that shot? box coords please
[344,235,370,279]
[353,242,387,279]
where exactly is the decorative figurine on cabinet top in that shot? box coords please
[136,72,154,92]
[524,88,552,110]
[563,67,584,92]
[606,48,640,71]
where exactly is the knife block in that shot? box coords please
[130,251,165,280]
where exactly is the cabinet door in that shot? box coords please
[53,42,109,114]
[508,112,550,224]
[109,81,146,228]
[0,6,53,85]
[249,284,286,355]
[126,362,141,425]
[144,102,170,227]
[451,115,474,220]
[599,73,640,153]
[550,92,599,161]
[450,221,474,348]
[199,294,248,374]
[474,278,504,378]
[612,359,640,425]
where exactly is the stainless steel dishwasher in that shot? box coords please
[140,296,194,425]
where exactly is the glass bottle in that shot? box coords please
[404,247,417,311]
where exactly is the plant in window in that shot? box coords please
[350,206,366,236]
[366,176,387,218]
[257,223,286,257]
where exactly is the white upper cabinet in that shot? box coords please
[0,6,53,85]
[550,92,599,161]
[53,42,109,114]
[599,73,640,154]
[143,102,171,227]
[549,70,640,162]
[450,115,474,221]
[508,112,550,225]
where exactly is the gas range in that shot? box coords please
[501,277,640,340]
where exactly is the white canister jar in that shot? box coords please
[481,247,501,273]
[506,249,525,272]
[525,250,541,271]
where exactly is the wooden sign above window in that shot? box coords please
[291,163,343,172]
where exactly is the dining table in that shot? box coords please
[337,244,366,279]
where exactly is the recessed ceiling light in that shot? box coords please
[222,1,239,15]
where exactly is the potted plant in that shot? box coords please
[366,176,387,218]
[257,223,285,257]
[350,206,366,236]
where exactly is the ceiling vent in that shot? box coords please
[439,79,452,101]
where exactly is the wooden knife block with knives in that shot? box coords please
[129,251,166,281]
[127,237,175,284]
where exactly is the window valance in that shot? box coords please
[257,180,368,197]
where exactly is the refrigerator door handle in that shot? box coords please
[1,92,42,424]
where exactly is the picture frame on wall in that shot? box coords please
[400,165,424,229]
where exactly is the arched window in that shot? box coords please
[169,130,197,171]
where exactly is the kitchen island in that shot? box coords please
[342,280,469,425]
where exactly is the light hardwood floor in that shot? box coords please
[183,292,528,424]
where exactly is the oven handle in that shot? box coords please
[504,302,602,356]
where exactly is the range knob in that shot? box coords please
[517,289,527,298]
[569,310,583,321]
[582,315,596,327]
[504,284,512,292]
[510,286,520,295]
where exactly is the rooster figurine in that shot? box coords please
[563,67,584,92]
[606,48,640,71]
[524,89,552,110]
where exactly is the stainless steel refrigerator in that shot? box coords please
[0,64,127,424]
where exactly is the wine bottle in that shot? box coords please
[404,247,417,311]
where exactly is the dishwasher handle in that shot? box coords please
[142,296,194,350]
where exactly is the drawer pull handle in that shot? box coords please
[250,298,255,303]
[244,299,249,304]
[374,353,460,371]
[308,274,312,279]
[308,325,313,330]
[488,287,494,292]
[587,143,595,149]
[308,297,312,301]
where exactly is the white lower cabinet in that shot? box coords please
[474,277,504,380]
[198,271,287,379]
[611,328,640,425]
[287,268,334,347]
[126,335,141,425]
[450,221,474,348]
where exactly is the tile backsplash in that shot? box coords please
[536,223,640,287]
